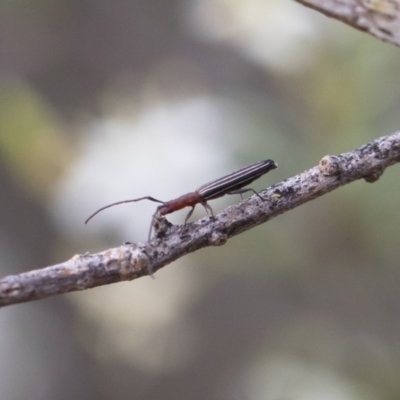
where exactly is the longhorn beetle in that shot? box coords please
[85,159,278,240]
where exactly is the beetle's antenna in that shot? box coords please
[85,196,165,224]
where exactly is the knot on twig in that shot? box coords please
[208,230,228,246]
[0,277,21,299]
[364,166,384,183]
[153,216,173,238]
[100,244,149,280]
[319,155,342,176]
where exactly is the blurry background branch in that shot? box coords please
[1,131,399,308]
[296,0,400,47]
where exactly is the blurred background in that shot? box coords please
[1,0,400,399]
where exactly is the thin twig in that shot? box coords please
[296,0,400,47]
[0,132,399,308]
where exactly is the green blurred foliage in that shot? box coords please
[0,81,71,197]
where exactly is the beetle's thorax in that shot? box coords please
[158,192,201,216]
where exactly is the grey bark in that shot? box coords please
[297,0,400,47]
